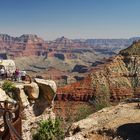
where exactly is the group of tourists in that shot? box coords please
[0,67,27,82]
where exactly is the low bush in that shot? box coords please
[75,106,94,121]
[33,117,64,140]
[2,80,16,93]
[95,101,109,111]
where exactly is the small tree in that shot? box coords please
[33,117,64,140]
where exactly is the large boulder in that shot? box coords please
[24,82,39,100]
[34,78,57,105]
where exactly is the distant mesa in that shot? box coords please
[17,34,44,43]
[55,36,73,44]
[0,34,44,43]
[0,33,140,58]
[0,34,15,42]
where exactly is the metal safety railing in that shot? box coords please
[0,101,22,140]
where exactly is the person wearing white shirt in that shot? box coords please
[0,67,5,80]
[20,71,27,81]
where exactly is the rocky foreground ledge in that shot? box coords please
[0,78,57,140]
[65,103,140,140]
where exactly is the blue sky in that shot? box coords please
[0,0,140,40]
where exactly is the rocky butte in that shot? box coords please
[0,34,47,57]
[57,40,140,102]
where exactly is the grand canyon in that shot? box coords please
[1,1,140,139]
[0,33,140,139]
[1,34,140,87]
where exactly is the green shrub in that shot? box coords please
[95,101,109,111]
[75,106,94,121]
[94,97,110,111]
[2,80,15,93]
[33,117,64,140]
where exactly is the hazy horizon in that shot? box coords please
[0,0,140,40]
[1,33,140,41]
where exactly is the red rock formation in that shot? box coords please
[57,75,94,101]
[0,34,48,57]
[57,41,140,102]
[57,56,134,102]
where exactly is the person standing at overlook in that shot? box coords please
[20,70,27,81]
[0,67,5,80]
[15,68,20,82]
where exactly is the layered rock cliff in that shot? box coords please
[0,34,48,57]
[0,34,138,58]
[57,56,133,101]
[57,40,140,102]
[120,40,140,98]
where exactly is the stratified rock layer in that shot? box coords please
[57,40,140,102]
[57,55,133,101]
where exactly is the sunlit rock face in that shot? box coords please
[57,40,140,102]
[24,82,39,99]
[57,55,133,102]
[119,40,140,98]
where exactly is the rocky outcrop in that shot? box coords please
[57,40,140,102]
[15,85,30,107]
[34,78,57,105]
[120,40,140,56]
[17,34,43,44]
[0,34,48,57]
[57,55,133,102]
[22,105,55,140]
[24,82,39,100]
[55,36,73,44]
[0,34,15,42]
[65,103,140,140]
[119,42,140,98]
[57,75,94,101]
[0,88,16,103]
[21,79,56,139]
[0,78,57,108]
[0,78,57,140]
